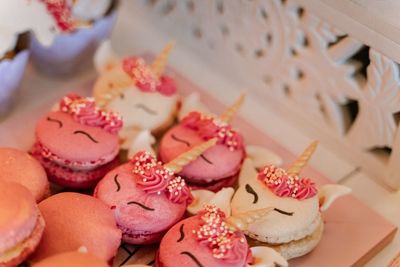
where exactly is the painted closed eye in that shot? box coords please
[127,201,155,211]
[134,104,157,115]
[47,117,63,128]
[180,251,204,267]
[274,208,294,216]
[171,134,191,147]
[73,130,99,144]
[113,174,121,192]
[245,184,258,204]
[177,223,185,242]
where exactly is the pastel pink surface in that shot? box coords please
[159,125,244,181]
[35,111,119,164]
[0,181,39,253]
[32,192,121,262]
[0,147,49,202]
[32,251,109,267]
[94,163,187,244]
[157,216,249,267]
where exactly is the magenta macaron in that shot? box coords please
[94,139,216,245]
[0,181,45,267]
[31,192,121,263]
[157,205,251,267]
[31,93,123,189]
[0,147,49,202]
[159,96,246,192]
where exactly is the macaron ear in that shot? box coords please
[319,184,352,212]
[238,158,258,187]
[127,130,156,158]
[246,145,283,169]
[94,40,120,73]
[248,247,288,267]
[188,187,234,216]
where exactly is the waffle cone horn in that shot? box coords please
[287,141,319,176]
[164,138,217,173]
[226,207,274,231]
[219,94,245,123]
[151,41,176,78]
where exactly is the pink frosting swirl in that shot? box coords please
[130,151,192,204]
[268,175,292,198]
[59,94,123,134]
[181,111,203,129]
[122,57,176,96]
[157,76,177,96]
[258,165,318,200]
[221,232,249,263]
[166,176,193,204]
[195,205,247,262]
[136,166,170,194]
[295,178,317,200]
[181,112,244,151]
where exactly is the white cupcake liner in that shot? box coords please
[0,50,29,119]
[30,10,118,77]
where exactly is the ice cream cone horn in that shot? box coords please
[219,94,245,123]
[164,138,217,173]
[287,141,319,176]
[151,41,176,78]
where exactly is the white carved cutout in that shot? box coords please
[134,0,400,187]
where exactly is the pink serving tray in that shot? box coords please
[111,66,396,267]
[3,61,394,266]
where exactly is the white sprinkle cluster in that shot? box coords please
[193,205,243,259]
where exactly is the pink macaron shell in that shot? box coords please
[31,144,119,189]
[32,251,109,267]
[157,216,249,267]
[159,125,245,181]
[94,163,187,244]
[35,111,119,165]
[0,181,39,253]
[3,214,45,267]
[32,192,121,262]
[0,147,49,202]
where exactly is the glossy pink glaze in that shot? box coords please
[32,251,109,267]
[157,215,250,267]
[94,163,187,244]
[35,111,119,165]
[0,181,39,253]
[0,147,49,202]
[32,193,121,262]
[159,125,244,182]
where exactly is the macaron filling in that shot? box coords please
[32,141,119,171]
[0,214,45,265]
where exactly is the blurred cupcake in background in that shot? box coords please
[0,0,62,119]
[0,33,29,120]
[30,0,119,77]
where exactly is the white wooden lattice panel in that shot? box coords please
[125,0,400,188]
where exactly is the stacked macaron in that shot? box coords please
[92,41,180,146]
[31,93,123,189]
[94,139,216,244]
[157,204,288,267]
[159,95,246,192]
[231,142,351,259]
[0,181,45,267]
